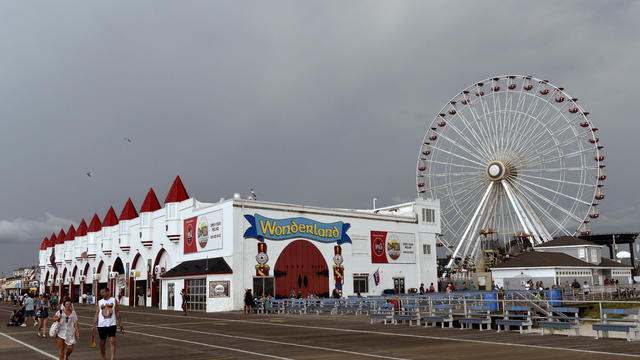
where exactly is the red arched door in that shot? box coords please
[274,240,329,299]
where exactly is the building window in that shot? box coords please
[185,278,206,311]
[252,277,275,297]
[421,209,435,223]
[590,248,598,262]
[423,244,431,255]
[353,275,369,294]
[141,213,151,227]
[166,203,178,219]
[578,248,586,259]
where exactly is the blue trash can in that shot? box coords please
[546,289,562,306]
[483,291,498,311]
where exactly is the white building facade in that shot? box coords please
[38,176,440,312]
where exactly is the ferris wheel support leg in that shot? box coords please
[446,182,494,268]
[511,186,553,242]
[502,181,542,244]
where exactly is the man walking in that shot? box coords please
[92,288,123,360]
[21,293,35,328]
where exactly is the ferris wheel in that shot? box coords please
[417,75,605,269]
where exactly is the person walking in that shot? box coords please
[244,289,255,314]
[92,288,123,360]
[36,294,51,337]
[22,293,35,328]
[53,298,79,360]
[180,289,189,316]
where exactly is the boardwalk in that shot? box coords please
[1,303,639,359]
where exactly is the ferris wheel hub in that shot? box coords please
[486,161,505,181]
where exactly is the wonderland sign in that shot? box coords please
[243,214,351,245]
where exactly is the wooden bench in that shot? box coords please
[538,307,580,336]
[315,300,337,315]
[393,304,420,326]
[287,300,306,314]
[370,303,394,325]
[459,305,492,331]
[593,308,640,341]
[496,306,532,334]
[270,299,285,314]
[423,304,454,328]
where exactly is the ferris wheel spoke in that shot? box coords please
[471,90,499,155]
[426,159,485,171]
[516,176,591,206]
[452,99,496,158]
[514,180,585,222]
[503,87,529,151]
[440,118,493,161]
[430,128,489,164]
[515,118,576,158]
[520,166,598,173]
[505,92,542,151]
[522,128,593,160]
[429,171,484,178]
[523,149,589,168]
[427,146,486,167]
[514,183,574,237]
[519,173,594,188]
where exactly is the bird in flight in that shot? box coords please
[86,171,94,178]
[124,137,133,143]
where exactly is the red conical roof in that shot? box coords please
[88,213,102,232]
[140,188,161,212]
[76,219,88,236]
[56,229,66,245]
[102,206,119,227]
[49,233,57,247]
[66,225,76,242]
[119,198,139,221]
[164,175,189,203]
[40,237,49,250]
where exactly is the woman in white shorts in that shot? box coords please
[53,298,79,360]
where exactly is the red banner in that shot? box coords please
[183,217,198,254]
[371,231,388,263]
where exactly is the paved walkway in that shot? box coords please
[1,303,639,359]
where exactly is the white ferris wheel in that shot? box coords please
[417,75,605,269]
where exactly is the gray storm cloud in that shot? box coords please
[0,1,638,274]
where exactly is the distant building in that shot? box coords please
[491,236,632,289]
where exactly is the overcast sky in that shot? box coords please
[1,1,638,275]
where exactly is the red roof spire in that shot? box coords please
[49,233,57,247]
[56,229,66,245]
[88,213,102,232]
[76,219,88,236]
[164,175,189,204]
[41,237,49,250]
[102,206,119,227]
[140,188,161,212]
[119,198,139,221]
[66,225,76,242]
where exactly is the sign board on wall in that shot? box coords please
[209,280,230,298]
[370,231,416,264]
[243,214,351,244]
[184,210,223,254]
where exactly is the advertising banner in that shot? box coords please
[184,210,223,254]
[370,231,416,264]
[243,214,351,244]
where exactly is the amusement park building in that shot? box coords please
[38,176,440,312]
[490,237,632,290]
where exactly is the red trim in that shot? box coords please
[65,225,76,243]
[76,219,88,236]
[102,206,119,227]
[96,260,104,274]
[56,229,66,245]
[129,253,142,307]
[151,249,168,307]
[161,271,232,278]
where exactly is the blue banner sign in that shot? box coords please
[244,214,351,245]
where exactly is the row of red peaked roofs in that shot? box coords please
[39,175,189,250]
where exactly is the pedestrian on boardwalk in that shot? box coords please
[22,293,35,328]
[53,298,79,360]
[92,287,123,360]
[36,294,51,337]
[180,289,189,316]
[244,289,255,314]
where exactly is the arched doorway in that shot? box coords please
[44,271,50,295]
[129,253,144,307]
[83,263,91,299]
[152,249,170,307]
[71,266,78,302]
[96,260,107,294]
[274,240,329,299]
[112,257,125,298]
